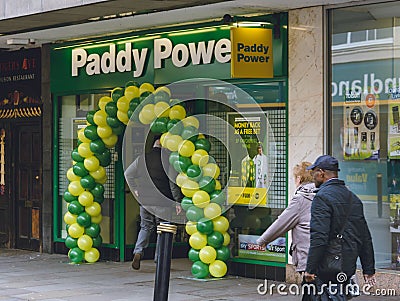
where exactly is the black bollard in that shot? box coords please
[153,223,177,301]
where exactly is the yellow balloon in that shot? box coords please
[169,105,186,120]
[78,191,94,207]
[91,214,103,224]
[78,142,94,158]
[102,134,118,148]
[199,246,217,264]
[166,135,183,152]
[215,180,222,190]
[204,203,222,219]
[182,116,199,128]
[116,96,130,112]
[117,110,129,124]
[154,101,170,117]
[185,221,197,235]
[68,223,84,238]
[139,82,155,94]
[160,132,170,147]
[77,234,93,251]
[189,232,207,250]
[191,149,209,167]
[64,211,77,225]
[90,167,106,180]
[67,168,80,182]
[93,110,108,126]
[209,260,227,278]
[84,156,100,172]
[181,180,199,197]
[192,191,210,208]
[97,125,113,139]
[98,96,112,111]
[125,85,140,101]
[155,86,171,96]
[203,163,220,179]
[140,104,156,124]
[84,247,100,263]
[176,173,189,187]
[78,128,91,143]
[223,232,231,246]
[212,216,229,233]
[178,140,195,157]
[85,202,102,216]
[198,133,205,139]
[96,176,108,184]
[68,180,84,196]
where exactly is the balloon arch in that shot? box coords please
[63,81,231,278]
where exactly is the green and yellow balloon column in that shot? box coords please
[63,81,231,277]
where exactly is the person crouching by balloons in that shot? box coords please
[125,134,182,270]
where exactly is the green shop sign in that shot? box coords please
[51,26,232,93]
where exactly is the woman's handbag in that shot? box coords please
[318,191,353,281]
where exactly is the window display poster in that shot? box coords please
[342,92,379,160]
[388,98,400,159]
[227,112,269,206]
[238,234,285,262]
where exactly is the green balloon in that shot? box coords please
[210,190,226,205]
[94,195,105,204]
[71,148,84,162]
[170,98,183,107]
[191,261,209,279]
[84,125,99,141]
[186,165,203,181]
[188,248,200,262]
[181,197,193,211]
[69,247,84,263]
[91,183,105,198]
[150,117,168,134]
[77,212,92,228]
[106,116,123,128]
[113,124,126,136]
[86,110,96,125]
[64,190,78,203]
[80,175,96,190]
[140,90,153,98]
[173,156,192,173]
[73,162,88,177]
[207,231,224,248]
[216,246,231,261]
[186,205,204,222]
[68,200,84,215]
[195,138,211,152]
[169,151,180,165]
[167,119,183,135]
[105,101,118,117]
[154,90,170,103]
[111,87,124,102]
[199,176,216,193]
[196,217,213,235]
[181,126,198,142]
[95,149,111,167]
[85,223,101,237]
[92,235,103,247]
[129,98,140,110]
[90,139,106,154]
[65,236,78,249]
[125,81,139,88]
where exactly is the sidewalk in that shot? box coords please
[0,249,398,301]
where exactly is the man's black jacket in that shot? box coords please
[306,178,375,281]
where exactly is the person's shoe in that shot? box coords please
[132,253,141,270]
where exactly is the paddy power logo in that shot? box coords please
[71,37,231,78]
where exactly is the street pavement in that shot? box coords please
[0,249,398,301]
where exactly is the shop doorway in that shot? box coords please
[14,122,42,251]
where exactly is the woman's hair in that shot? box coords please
[293,161,313,184]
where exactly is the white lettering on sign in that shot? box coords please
[71,37,231,77]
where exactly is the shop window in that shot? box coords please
[330,2,400,271]
[57,93,117,244]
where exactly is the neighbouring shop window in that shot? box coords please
[330,2,400,270]
[57,93,117,244]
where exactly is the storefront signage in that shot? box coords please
[238,234,285,262]
[230,27,273,78]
